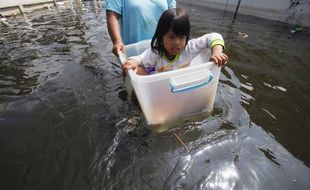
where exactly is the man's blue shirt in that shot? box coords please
[106,0,176,45]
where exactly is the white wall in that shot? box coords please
[178,0,310,27]
[0,0,55,8]
[191,0,290,10]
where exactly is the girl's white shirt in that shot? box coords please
[129,32,224,74]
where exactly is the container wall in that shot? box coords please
[125,40,221,124]
[130,63,221,125]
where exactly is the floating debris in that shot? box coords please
[59,112,65,119]
[291,26,303,35]
[115,116,140,127]
[127,116,140,125]
[262,108,277,120]
[238,32,249,39]
[263,82,287,92]
[0,17,10,26]
[289,26,303,38]
[173,132,189,152]
[115,118,127,126]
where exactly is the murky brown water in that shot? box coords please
[0,1,309,190]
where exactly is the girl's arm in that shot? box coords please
[210,45,228,66]
[122,59,149,75]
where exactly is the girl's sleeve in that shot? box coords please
[207,33,225,49]
[167,0,177,9]
[129,48,157,74]
[140,49,158,74]
[184,33,225,59]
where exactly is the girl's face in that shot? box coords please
[162,30,186,58]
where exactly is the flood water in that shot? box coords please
[0,1,309,189]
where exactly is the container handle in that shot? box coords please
[118,52,126,65]
[170,70,213,93]
[118,52,136,77]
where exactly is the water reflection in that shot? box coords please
[0,1,309,190]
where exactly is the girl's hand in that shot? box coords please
[210,52,228,66]
[122,59,149,75]
[210,45,228,66]
[122,59,139,73]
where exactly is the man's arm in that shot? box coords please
[106,10,125,56]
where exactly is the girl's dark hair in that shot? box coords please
[151,8,190,55]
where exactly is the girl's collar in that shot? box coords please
[163,53,180,64]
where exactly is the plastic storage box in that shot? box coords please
[124,40,221,125]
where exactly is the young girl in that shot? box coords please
[122,8,228,75]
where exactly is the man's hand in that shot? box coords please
[113,41,125,56]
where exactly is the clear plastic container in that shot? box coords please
[124,40,221,125]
